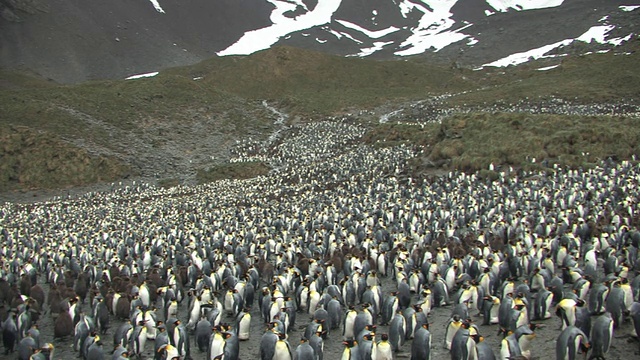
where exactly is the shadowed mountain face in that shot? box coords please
[0,0,637,83]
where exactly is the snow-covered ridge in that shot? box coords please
[481,13,636,68]
[217,0,342,56]
[217,0,570,60]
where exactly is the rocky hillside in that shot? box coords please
[0,0,637,83]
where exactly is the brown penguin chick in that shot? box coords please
[10,290,25,309]
[48,287,64,315]
[109,264,121,281]
[30,284,46,310]
[331,250,344,274]
[296,255,310,277]
[54,311,74,338]
[19,273,32,297]
[147,268,164,288]
[0,278,10,304]
[63,270,77,288]
[74,272,89,304]
[115,294,131,320]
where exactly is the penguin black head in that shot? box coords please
[380,333,389,341]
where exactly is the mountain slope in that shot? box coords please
[1,43,638,196]
[0,0,636,83]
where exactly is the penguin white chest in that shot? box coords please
[273,340,292,360]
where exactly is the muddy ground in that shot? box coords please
[19,268,640,360]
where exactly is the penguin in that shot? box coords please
[388,311,406,352]
[556,326,590,360]
[309,330,324,360]
[158,344,181,360]
[417,288,432,317]
[431,276,450,307]
[327,297,343,331]
[53,311,73,339]
[187,294,203,331]
[481,296,500,325]
[143,308,158,340]
[2,310,18,354]
[154,323,169,360]
[74,317,91,353]
[605,283,626,328]
[499,325,536,360]
[305,319,326,343]
[411,323,431,360]
[588,283,609,315]
[358,332,376,360]
[273,332,292,360]
[450,322,478,360]
[80,332,99,360]
[444,314,463,350]
[93,296,110,335]
[476,339,496,360]
[85,337,104,360]
[533,288,553,320]
[209,328,227,360]
[129,320,148,359]
[589,313,614,359]
[343,306,358,340]
[224,327,240,360]
[294,338,316,360]
[236,309,252,340]
[556,298,584,329]
[113,344,128,360]
[374,333,393,360]
[172,319,190,359]
[381,292,399,326]
[341,339,360,360]
[260,325,279,360]
[17,333,37,360]
[195,317,212,353]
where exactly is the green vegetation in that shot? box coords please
[197,161,271,183]
[365,112,640,175]
[165,46,475,116]
[0,126,128,192]
[451,42,640,105]
[0,44,639,192]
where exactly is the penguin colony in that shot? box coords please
[1,118,640,360]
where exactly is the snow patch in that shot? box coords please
[481,39,572,67]
[393,1,472,56]
[350,41,394,57]
[482,24,630,68]
[577,25,615,44]
[126,72,159,80]
[536,64,559,71]
[148,0,165,13]
[336,20,401,38]
[620,5,640,12]
[217,0,342,56]
[486,0,564,12]
[608,33,634,46]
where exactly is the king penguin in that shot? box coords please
[556,326,590,360]
[589,313,614,359]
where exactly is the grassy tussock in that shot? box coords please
[0,126,129,192]
[381,112,640,174]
